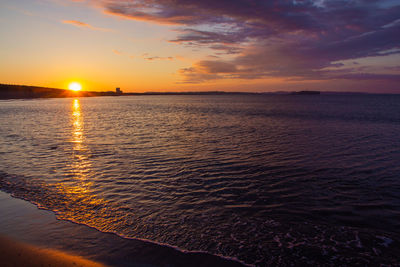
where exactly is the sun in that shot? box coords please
[69,82,82,91]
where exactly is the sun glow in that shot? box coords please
[69,82,82,91]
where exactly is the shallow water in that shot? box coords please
[1,94,400,265]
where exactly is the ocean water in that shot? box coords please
[1,94,400,265]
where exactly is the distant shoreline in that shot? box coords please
[2,83,394,100]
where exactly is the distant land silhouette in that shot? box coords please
[0,84,122,99]
[290,90,321,95]
[1,83,381,100]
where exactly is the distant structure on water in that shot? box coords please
[116,87,123,94]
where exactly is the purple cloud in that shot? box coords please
[84,0,400,85]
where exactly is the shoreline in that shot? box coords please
[0,235,107,267]
[0,190,245,267]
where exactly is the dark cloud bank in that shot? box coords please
[94,0,400,88]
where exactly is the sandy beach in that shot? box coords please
[0,235,107,267]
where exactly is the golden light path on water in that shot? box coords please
[53,99,112,228]
[71,98,90,180]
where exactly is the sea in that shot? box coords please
[0,94,399,266]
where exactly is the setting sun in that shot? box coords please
[69,82,82,91]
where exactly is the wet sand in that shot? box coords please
[0,235,107,267]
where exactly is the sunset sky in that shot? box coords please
[0,0,399,93]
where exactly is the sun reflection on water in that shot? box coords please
[53,99,107,222]
[71,98,91,180]
[72,99,83,145]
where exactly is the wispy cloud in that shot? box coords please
[143,56,174,61]
[112,49,122,55]
[140,53,174,61]
[62,20,110,31]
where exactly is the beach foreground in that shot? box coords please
[0,191,245,267]
[0,235,107,267]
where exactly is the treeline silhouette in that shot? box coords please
[0,84,121,99]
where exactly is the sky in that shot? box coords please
[0,0,399,93]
